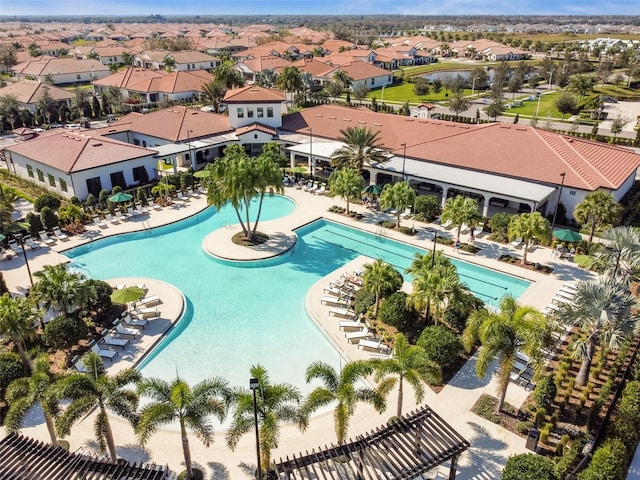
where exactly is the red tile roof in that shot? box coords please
[281,105,640,191]
[225,85,285,103]
[235,123,278,136]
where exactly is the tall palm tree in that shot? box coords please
[56,352,140,462]
[0,293,37,371]
[328,168,364,214]
[379,181,416,228]
[462,296,553,412]
[136,374,230,480]
[440,195,480,239]
[249,143,284,237]
[303,361,388,444]
[507,212,551,265]
[330,126,389,171]
[31,263,96,316]
[226,364,307,475]
[213,60,245,89]
[370,334,442,418]
[597,226,640,287]
[5,354,60,446]
[274,65,302,107]
[363,259,400,316]
[555,279,639,386]
[574,190,623,245]
[200,80,227,113]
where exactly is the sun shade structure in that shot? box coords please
[553,228,582,243]
[0,432,171,480]
[363,184,383,195]
[274,405,469,480]
[110,286,146,304]
[108,191,133,203]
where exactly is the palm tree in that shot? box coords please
[462,296,553,412]
[330,126,389,171]
[555,279,639,386]
[31,263,96,316]
[597,226,640,287]
[56,352,140,461]
[0,293,37,371]
[440,195,480,239]
[226,364,306,475]
[574,190,623,245]
[213,60,245,89]
[370,334,442,418]
[328,168,364,214]
[332,70,353,93]
[136,374,229,480]
[363,259,400,316]
[249,143,284,237]
[5,354,60,446]
[379,181,416,228]
[303,361,388,444]
[274,65,302,107]
[507,212,551,265]
[256,69,277,89]
[200,80,227,113]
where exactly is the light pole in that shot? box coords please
[381,85,385,102]
[550,171,566,234]
[535,91,542,119]
[186,129,195,171]
[249,378,262,480]
[400,143,407,181]
[431,229,438,268]
[471,75,479,98]
[548,69,555,91]
[15,234,33,286]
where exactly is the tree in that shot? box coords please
[0,293,37,371]
[303,361,387,444]
[250,143,286,237]
[448,90,470,119]
[56,352,140,462]
[462,296,553,412]
[102,86,123,114]
[162,56,176,72]
[555,92,578,119]
[120,51,135,66]
[568,74,593,103]
[363,259,401,316]
[413,78,430,100]
[507,74,523,99]
[255,69,277,89]
[610,115,629,141]
[555,279,639,386]
[330,126,388,171]
[137,374,229,480]
[574,190,622,245]
[0,44,17,72]
[0,95,20,130]
[202,80,227,113]
[5,354,61,446]
[379,181,415,228]
[275,65,302,107]
[28,43,42,57]
[198,143,283,242]
[503,453,558,480]
[597,226,640,287]
[213,60,245,89]
[417,325,463,370]
[578,438,626,480]
[414,195,441,222]
[440,195,480,239]
[484,98,506,120]
[226,364,306,475]
[370,333,442,417]
[332,69,353,93]
[328,168,364,215]
[31,263,96,316]
[71,87,91,120]
[34,193,62,213]
[36,87,58,125]
[508,212,551,265]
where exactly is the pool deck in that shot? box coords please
[0,187,598,479]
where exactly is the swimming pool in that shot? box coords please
[66,197,530,394]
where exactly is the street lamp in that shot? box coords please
[471,74,479,98]
[249,378,262,480]
[535,91,542,119]
[381,85,385,102]
[548,69,555,91]
[15,234,33,286]
[550,171,566,234]
[400,143,407,181]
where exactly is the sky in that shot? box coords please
[0,0,638,17]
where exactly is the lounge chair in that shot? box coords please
[510,237,523,248]
[472,226,484,237]
[135,306,159,318]
[552,295,573,305]
[402,208,413,219]
[116,210,129,222]
[339,316,363,330]
[321,296,349,306]
[358,337,389,352]
[303,181,316,192]
[442,219,453,229]
[52,227,69,240]
[189,188,201,198]
[124,315,148,329]
[23,236,40,250]
[106,213,120,225]
[100,334,129,349]
[314,184,326,195]
[127,206,141,217]
[8,240,23,254]
[558,286,577,297]
[177,191,190,201]
[328,307,357,318]
[136,295,162,307]
[93,216,107,228]
[555,289,575,301]
[90,343,117,361]
[39,231,55,245]
[324,286,355,300]
[114,322,141,338]
[346,327,369,343]
[71,355,90,373]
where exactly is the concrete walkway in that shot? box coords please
[0,187,597,479]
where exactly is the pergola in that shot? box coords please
[0,433,171,480]
[274,405,469,480]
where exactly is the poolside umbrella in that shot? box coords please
[364,184,383,195]
[0,233,5,242]
[553,229,582,243]
[110,286,145,305]
[109,192,133,203]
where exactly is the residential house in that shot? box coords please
[481,45,528,61]
[317,61,394,92]
[233,56,291,83]
[12,57,110,85]
[134,50,219,72]
[372,45,434,69]
[0,79,73,114]
[71,45,137,66]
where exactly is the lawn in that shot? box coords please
[365,82,490,105]
[394,61,481,79]
[505,91,564,119]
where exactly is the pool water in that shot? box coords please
[66,197,530,393]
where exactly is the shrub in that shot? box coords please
[488,212,512,241]
[378,291,414,332]
[26,212,43,236]
[353,288,376,315]
[417,325,462,370]
[42,316,88,350]
[503,453,558,480]
[516,420,533,435]
[555,435,588,479]
[39,206,59,230]
[34,193,61,213]
[137,188,148,206]
[443,291,484,331]
[534,376,557,410]
[414,195,441,222]
[534,407,547,427]
[612,380,640,454]
[58,204,88,226]
[577,437,626,480]
[98,189,110,208]
[0,352,26,398]
[85,193,97,208]
[83,279,113,321]
[474,395,500,423]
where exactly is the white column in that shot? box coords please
[289,151,296,169]
[482,194,490,217]
[441,186,449,208]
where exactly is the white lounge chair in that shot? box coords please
[346,327,369,343]
[100,334,129,349]
[127,206,141,217]
[23,236,40,250]
[177,191,190,201]
[402,208,413,219]
[71,355,90,373]
[124,315,148,329]
[328,307,357,318]
[442,219,453,229]
[510,237,523,248]
[136,295,161,307]
[53,227,69,240]
[114,322,141,338]
[135,306,159,318]
[8,240,23,254]
[555,290,575,301]
[558,286,577,297]
[189,188,201,198]
[339,316,363,330]
[303,181,317,192]
[314,184,326,195]
[321,296,349,306]
[106,213,120,225]
[472,226,484,237]
[91,343,117,361]
[358,338,389,352]
[93,216,107,228]
[39,231,55,245]
[552,295,573,305]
